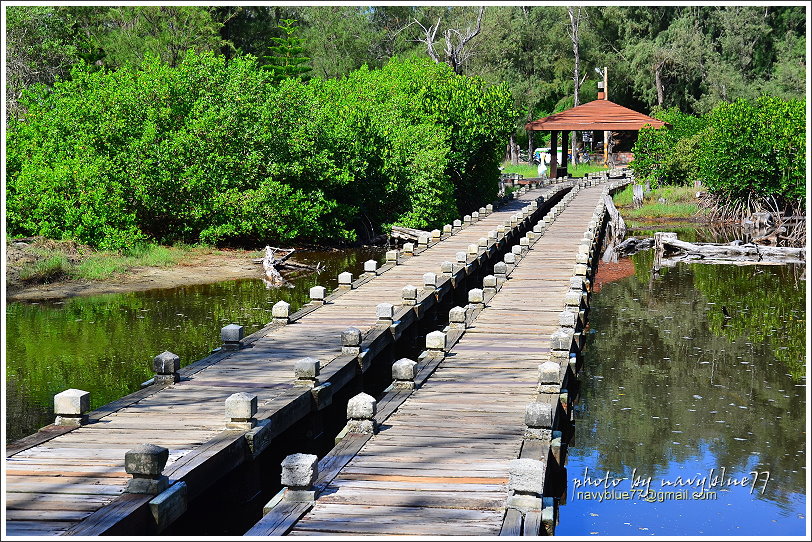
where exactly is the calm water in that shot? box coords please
[5,247,384,443]
[558,248,807,536]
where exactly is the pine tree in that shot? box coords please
[261,18,311,84]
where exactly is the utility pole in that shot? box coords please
[602,66,609,167]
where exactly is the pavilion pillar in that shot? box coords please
[560,130,569,177]
[549,131,558,178]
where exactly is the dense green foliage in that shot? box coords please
[630,97,805,203]
[6,53,515,249]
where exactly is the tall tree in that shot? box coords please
[567,6,586,165]
[414,6,485,74]
[261,18,311,83]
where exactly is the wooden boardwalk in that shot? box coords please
[249,181,616,536]
[4,183,573,536]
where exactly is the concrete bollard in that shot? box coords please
[363,259,378,275]
[347,393,377,434]
[454,252,467,273]
[443,224,453,235]
[386,249,399,265]
[467,243,479,260]
[310,285,326,304]
[483,275,497,297]
[431,229,442,241]
[125,444,169,494]
[426,330,447,353]
[449,306,467,329]
[440,261,453,277]
[478,237,489,249]
[452,219,462,233]
[520,236,530,252]
[504,252,516,266]
[497,224,506,237]
[294,357,320,388]
[479,207,487,215]
[417,234,430,247]
[494,261,507,286]
[280,453,319,502]
[221,324,244,350]
[551,328,574,351]
[338,271,353,289]
[401,285,418,306]
[272,301,290,324]
[488,230,498,242]
[538,361,562,393]
[486,204,493,213]
[463,214,472,224]
[225,392,258,430]
[403,242,416,256]
[341,327,362,356]
[468,288,485,309]
[423,272,437,292]
[54,389,90,426]
[153,351,180,385]
[471,211,479,222]
[508,458,545,502]
[559,310,577,328]
[511,245,523,261]
[524,402,554,439]
[392,358,418,390]
[376,303,394,326]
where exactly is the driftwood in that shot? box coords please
[613,236,654,256]
[601,194,627,263]
[653,232,805,270]
[391,225,431,242]
[632,184,644,209]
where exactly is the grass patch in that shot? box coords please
[74,244,186,280]
[614,185,707,219]
[18,254,71,283]
[501,161,608,178]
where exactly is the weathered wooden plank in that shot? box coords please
[500,508,523,536]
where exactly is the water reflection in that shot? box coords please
[558,252,806,536]
[5,247,384,443]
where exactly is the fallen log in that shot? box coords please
[390,225,431,242]
[653,232,805,269]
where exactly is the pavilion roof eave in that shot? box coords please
[524,99,668,131]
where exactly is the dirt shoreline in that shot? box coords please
[6,250,262,302]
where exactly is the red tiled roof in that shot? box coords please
[525,99,668,131]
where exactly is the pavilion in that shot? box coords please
[524,96,667,178]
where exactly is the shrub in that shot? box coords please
[696,96,805,202]
[6,53,517,249]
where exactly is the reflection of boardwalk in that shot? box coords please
[272,184,609,536]
[4,185,562,536]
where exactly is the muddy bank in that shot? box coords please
[6,249,262,302]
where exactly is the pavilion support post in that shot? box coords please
[560,130,569,177]
[549,131,559,179]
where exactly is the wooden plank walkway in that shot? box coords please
[278,183,611,536]
[4,183,571,536]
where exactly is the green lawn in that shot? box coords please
[500,161,608,178]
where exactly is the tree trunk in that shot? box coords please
[528,130,534,164]
[655,63,664,106]
[509,134,518,165]
[568,7,582,168]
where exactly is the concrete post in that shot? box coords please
[341,327,362,356]
[508,458,545,502]
[524,402,553,439]
[280,453,318,502]
[471,211,480,222]
[401,285,418,306]
[221,324,244,350]
[494,261,507,286]
[363,259,378,276]
[443,224,453,236]
[54,389,90,426]
[468,288,485,309]
[294,357,320,388]
[225,392,257,430]
[538,361,562,393]
[272,301,290,324]
[431,229,442,241]
[376,303,394,326]
[440,261,453,277]
[423,272,437,292]
[337,271,353,289]
[504,252,516,266]
[426,330,447,353]
[486,204,494,213]
[153,351,180,385]
[309,285,326,304]
[467,243,479,261]
[452,219,462,233]
[124,444,169,495]
[449,306,467,330]
[392,358,417,390]
[483,275,497,297]
[511,245,523,261]
[347,393,376,434]
[386,250,399,265]
[417,234,430,247]
[463,214,472,225]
